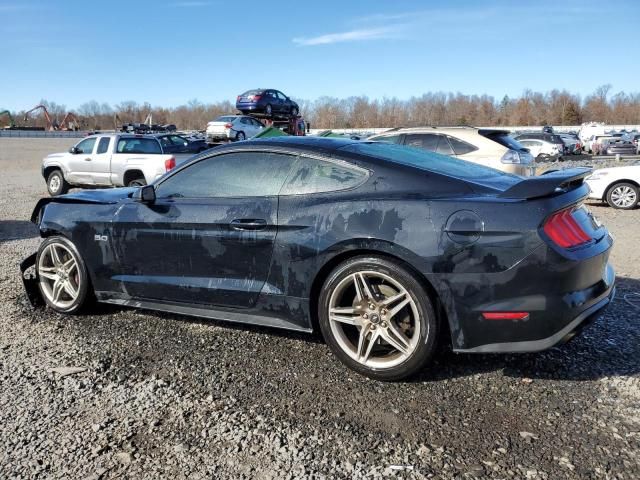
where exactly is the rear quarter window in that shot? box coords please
[116,138,162,154]
[280,156,369,195]
[447,136,478,155]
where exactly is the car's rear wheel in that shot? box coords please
[318,256,438,381]
[235,131,246,141]
[127,177,146,187]
[36,236,91,314]
[606,182,639,209]
[47,169,69,196]
[291,106,299,116]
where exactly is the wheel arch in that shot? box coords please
[123,169,145,186]
[603,178,640,200]
[308,247,451,346]
[43,164,64,180]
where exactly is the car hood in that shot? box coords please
[45,152,69,160]
[30,188,136,222]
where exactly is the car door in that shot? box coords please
[275,91,288,113]
[249,118,264,137]
[403,133,441,152]
[66,137,98,184]
[110,151,297,308]
[91,136,113,185]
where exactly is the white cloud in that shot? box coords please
[292,27,399,46]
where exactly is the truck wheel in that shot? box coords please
[127,177,146,187]
[47,170,69,196]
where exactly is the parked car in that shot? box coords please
[587,135,622,154]
[558,133,582,154]
[155,133,209,154]
[604,141,637,156]
[586,162,640,209]
[41,134,176,196]
[21,137,614,380]
[205,115,264,143]
[368,127,535,176]
[236,89,299,117]
[514,133,567,155]
[518,138,563,161]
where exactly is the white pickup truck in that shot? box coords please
[42,134,178,196]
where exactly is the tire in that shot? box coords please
[264,104,272,116]
[606,182,639,209]
[318,256,438,381]
[127,177,146,187]
[291,106,299,116]
[535,154,550,163]
[47,169,69,196]
[36,236,91,314]
[235,131,246,142]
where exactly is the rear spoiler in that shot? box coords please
[498,167,592,200]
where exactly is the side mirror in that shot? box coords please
[69,146,79,154]
[133,185,156,203]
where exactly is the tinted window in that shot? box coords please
[116,138,162,154]
[435,136,454,156]
[96,137,110,154]
[339,142,516,181]
[447,136,477,155]
[76,137,96,154]
[156,152,296,198]
[276,91,287,100]
[215,116,238,122]
[170,135,188,145]
[488,133,527,151]
[371,134,401,144]
[241,90,262,96]
[405,133,439,151]
[281,156,368,195]
[158,136,173,148]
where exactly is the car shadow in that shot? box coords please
[0,220,39,243]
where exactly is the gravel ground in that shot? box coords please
[1,138,639,479]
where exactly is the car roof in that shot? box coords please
[211,136,360,155]
[373,126,511,136]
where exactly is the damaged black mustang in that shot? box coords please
[21,137,615,380]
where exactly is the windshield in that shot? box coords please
[240,90,262,96]
[214,116,237,122]
[339,142,517,181]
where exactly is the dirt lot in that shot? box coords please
[0,138,639,479]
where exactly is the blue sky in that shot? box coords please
[1,0,638,111]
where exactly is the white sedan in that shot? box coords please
[518,138,562,161]
[586,163,640,209]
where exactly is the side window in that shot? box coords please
[252,119,263,127]
[447,136,478,155]
[170,135,187,145]
[240,117,250,125]
[281,156,368,195]
[158,136,173,148]
[276,91,287,100]
[156,152,296,198]
[405,134,439,151]
[96,137,110,154]
[117,138,162,154]
[435,136,454,156]
[371,134,401,144]
[75,137,97,154]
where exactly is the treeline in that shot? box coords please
[3,85,640,130]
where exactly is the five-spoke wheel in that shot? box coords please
[319,256,438,381]
[36,236,90,313]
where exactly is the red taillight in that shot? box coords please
[224,123,233,129]
[237,95,241,101]
[543,207,591,248]
[165,157,175,171]
[253,95,261,101]
[482,312,530,320]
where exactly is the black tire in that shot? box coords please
[264,104,272,116]
[235,131,246,142]
[47,169,70,196]
[291,106,299,116]
[127,177,146,187]
[535,154,550,163]
[36,236,92,314]
[606,182,639,210]
[318,256,438,381]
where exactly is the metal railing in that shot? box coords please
[0,130,89,139]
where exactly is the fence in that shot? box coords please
[0,130,89,139]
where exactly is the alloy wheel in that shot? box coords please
[49,175,61,193]
[328,270,422,369]
[37,242,80,310]
[611,185,637,208]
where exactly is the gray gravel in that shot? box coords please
[1,138,639,479]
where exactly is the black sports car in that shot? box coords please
[20,137,615,380]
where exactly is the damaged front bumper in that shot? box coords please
[20,252,44,307]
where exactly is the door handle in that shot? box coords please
[84,157,92,161]
[230,219,267,231]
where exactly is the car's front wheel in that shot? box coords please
[235,131,246,141]
[36,236,91,314]
[47,169,69,196]
[606,182,639,209]
[319,256,438,381]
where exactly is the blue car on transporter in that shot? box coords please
[236,89,299,117]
